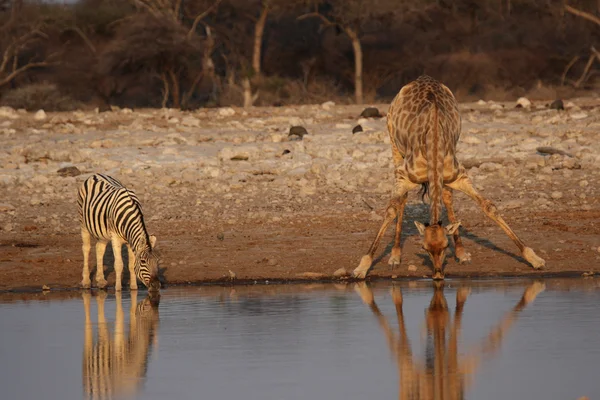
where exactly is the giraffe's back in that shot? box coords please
[387,75,462,183]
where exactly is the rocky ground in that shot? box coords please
[1,97,600,291]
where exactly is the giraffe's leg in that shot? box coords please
[354,176,417,279]
[95,240,108,289]
[111,236,125,291]
[127,244,138,290]
[442,188,471,263]
[447,173,545,269]
[388,193,408,268]
[81,228,92,289]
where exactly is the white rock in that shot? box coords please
[218,107,236,117]
[516,97,532,109]
[490,103,504,110]
[476,100,486,105]
[550,191,563,199]
[181,116,200,127]
[321,101,335,110]
[34,109,47,121]
[579,180,589,187]
[335,123,352,129]
[2,223,14,232]
[462,136,482,144]
[570,112,588,120]
[0,106,19,119]
[479,162,502,172]
[408,265,417,272]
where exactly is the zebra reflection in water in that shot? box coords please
[82,291,160,400]
[355,281,545,400]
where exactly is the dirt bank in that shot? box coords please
[1,99,599,291]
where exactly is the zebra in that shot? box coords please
[78,173,160,291]
[82,290,160,400]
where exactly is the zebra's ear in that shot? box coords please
[149,235,157,249]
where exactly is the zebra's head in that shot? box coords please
[136,235,161,292]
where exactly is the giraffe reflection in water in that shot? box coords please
[355,281,545,400]
[82,290,160,400]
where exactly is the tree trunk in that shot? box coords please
[160,72,170,108]
[242,77,253,108]
[168,68,180,108]
[252,3,269,76]
[345,27,363,105]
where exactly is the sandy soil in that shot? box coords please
[1,98,600,291]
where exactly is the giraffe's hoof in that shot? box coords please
[432,270,445,280]
[523,247,545,269]
[456,287,471,304]
[457,251,472,264]
[523,281,546,303]
[129,284,139,291]
[81,280,91,289]
[353,255,372,279]
[354,282,374,305]
[96,279,108,289]
[388,247,401,267]
[388,254,401,267]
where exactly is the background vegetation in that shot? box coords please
[0,0,599,110]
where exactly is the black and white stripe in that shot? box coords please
[78,173,160,291]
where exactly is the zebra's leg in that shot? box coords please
[95,240,108,289]
[127,244,138,290]
[81,228,92,289]
[111,235,125,291]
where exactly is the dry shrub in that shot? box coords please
[0,83,83,111]
[255,76,349,106]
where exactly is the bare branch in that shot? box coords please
[0,29,47,74]
[574,53,596,88]
[63,27,97,55]
[297,12,336,27]
[592,46,600,61]
[187,0,222,39]
[182,70,204,106]
[565,4,600,26]
[561,55,579,86]
[0,55,60,88]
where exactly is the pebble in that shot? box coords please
[0,203,15,212]
[516,97,532,109]
[333,268,348,278]
[408,265,417,272]
[550,191,563,200]
[34,110,47,121]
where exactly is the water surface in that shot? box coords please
[1,278,599,400]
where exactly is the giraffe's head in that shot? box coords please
[135,235,161,292]
[414,221,461,280]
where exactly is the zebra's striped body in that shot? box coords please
[82,291,160,400]
[78,173,160,291]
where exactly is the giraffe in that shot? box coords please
[353,75,545,280]
[354,281,546,399]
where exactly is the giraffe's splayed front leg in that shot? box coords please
[353,255,373,279]
[522,247,545,269]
